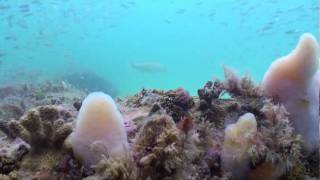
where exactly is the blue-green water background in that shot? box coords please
[0,0,318,97]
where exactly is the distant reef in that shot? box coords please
[62,71,118,98]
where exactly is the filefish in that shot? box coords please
[131,62,166,73]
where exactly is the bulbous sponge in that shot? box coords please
[8,106,72,151]
[70,92,128,167]
[224,113,257,160]
[261,33,320,152]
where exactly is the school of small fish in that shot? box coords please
[0,0,318,70]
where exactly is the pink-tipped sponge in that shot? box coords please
[262,33,320,152]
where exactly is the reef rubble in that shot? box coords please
[0,33,319,180]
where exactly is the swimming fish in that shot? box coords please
[176,8,186,14]
[285,29,300,35]
[0,53,7,58]
[131,62,166,73]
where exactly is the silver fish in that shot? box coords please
[131,62,166,73]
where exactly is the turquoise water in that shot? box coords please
[0,0,318,97]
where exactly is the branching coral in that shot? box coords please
[223,67,262,98]
[247,100,304,179]
[8,106,72,152]
[161,88,194,122]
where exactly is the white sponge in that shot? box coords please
[71,92,128,167]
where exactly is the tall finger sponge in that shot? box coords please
[261,33,320,152]
[71,92,128,167]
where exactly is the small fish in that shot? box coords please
[121,3,129,9]
[176,8,186,14]
[309,5,319,11]
[23,13,33,17]
[31,0,41,4]
[287,5,304,12]
[0,5,10,10]
[4,35,16,41]
[163,19,172,24]
[0,53,7,58]
[131,62,166,73]
[127,1,136,6]
[195,1,203,6]
[17,21,28,29]
[261,25,273,31]
[20,8,30,13]
[19,4,29,9]
[6,15,14,28]
[208,12,215,17]
[285,29,300,35]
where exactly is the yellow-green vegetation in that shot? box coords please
[19,150,62,172]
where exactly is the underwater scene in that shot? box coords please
[0,0,319,179]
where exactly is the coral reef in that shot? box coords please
[0,33,318,180]
[261,33,320,152]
